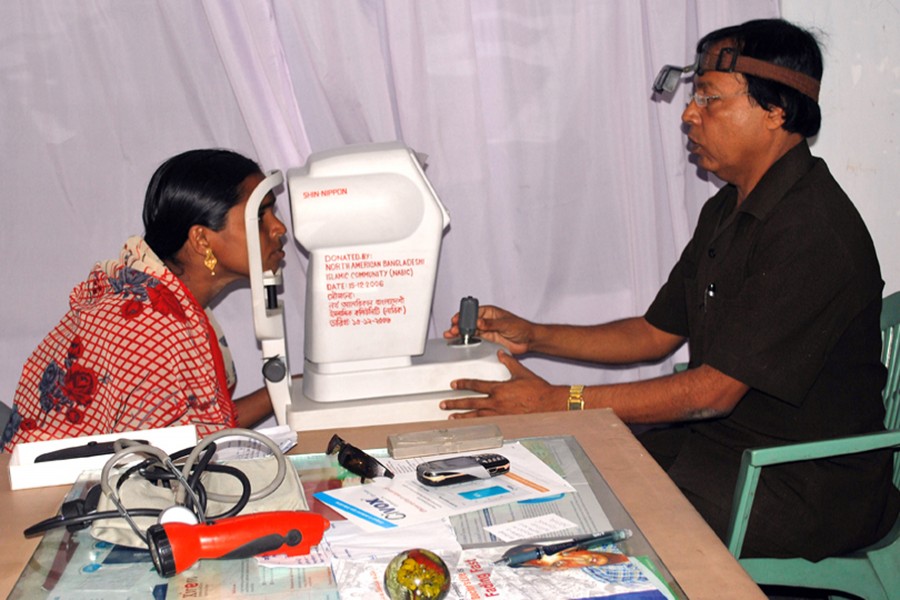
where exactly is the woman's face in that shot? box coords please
[207,173,287,278]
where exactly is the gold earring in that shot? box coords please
[204,248,217,276]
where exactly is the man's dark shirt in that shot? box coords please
[643,140,899,560]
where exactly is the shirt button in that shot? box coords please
[708,247,716,258]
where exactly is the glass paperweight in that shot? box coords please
[383,548,451,600]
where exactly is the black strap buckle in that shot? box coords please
[714,47,740,72]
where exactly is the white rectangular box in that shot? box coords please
[8,425,197,490]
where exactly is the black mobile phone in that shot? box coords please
[416,453,510,486]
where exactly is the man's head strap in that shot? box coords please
[698,48,820,102]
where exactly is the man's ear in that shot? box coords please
[765,104,787,130]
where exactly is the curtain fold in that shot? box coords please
[201,0,312,168]
[0,0,780,406]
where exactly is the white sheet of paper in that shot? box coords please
[484,513,578,542]
[257,518,462,568]
[211,425,297,460]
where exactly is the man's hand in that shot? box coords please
[439,352,562,418]
[443,305,533,355]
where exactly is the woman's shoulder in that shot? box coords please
[69,238,202,328]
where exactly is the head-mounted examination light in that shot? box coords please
[653,47,820,102]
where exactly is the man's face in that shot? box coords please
[681,59,773,186]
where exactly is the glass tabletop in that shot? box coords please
[10,435,683,599]
[520,435,682,594]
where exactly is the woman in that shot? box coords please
[2,149,286,451]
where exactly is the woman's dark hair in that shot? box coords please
[143,149,262,263]
[698,19,823,137]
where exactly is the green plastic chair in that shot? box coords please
[726,291,900,600]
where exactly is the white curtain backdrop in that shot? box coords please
[0,0,779,409]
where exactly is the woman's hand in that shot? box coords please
[443,305,534,355]
[439,352,563,418]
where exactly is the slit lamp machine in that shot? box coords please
[245,142,509,430]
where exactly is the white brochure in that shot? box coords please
[314,442,575,531]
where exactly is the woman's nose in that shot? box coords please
[271,215,287,238]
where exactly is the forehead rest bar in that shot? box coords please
[699,48,820,102]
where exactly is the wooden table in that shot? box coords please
[1,409,765,599]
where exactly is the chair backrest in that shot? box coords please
[880,291,900,487]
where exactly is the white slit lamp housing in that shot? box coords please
[247,142,509,430]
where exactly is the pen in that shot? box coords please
[494,528,632,567]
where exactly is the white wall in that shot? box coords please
[782,0,900,294]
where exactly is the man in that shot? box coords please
[440,19,899,561]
